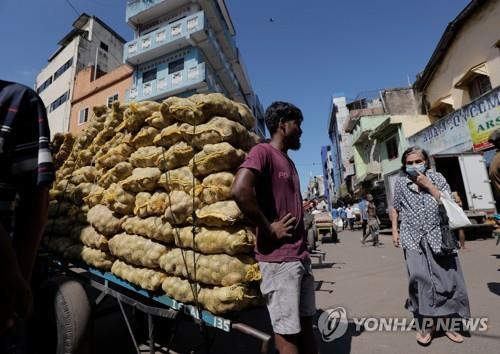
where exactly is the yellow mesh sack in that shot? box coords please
[103,183,136,215]
[122,216,174,244]
[160,96,205,125]
[156,142,194,171]
[119,167,161,193]
[134,192,151,218]
[153,123,184,147]
[121,101,161,133]
[164,190,199,225]
[146,111,174,129]
[189,143,245,177]
[159,249,260,286]
[97,162,134,189]
[199,172,234,205]
[130,146,164,168]
[175,226,255,255]
[111,260,167,291]
[77,226,109,251]
[87,204,124,236]
[180,117,247,150]
[196,201,244,227]
[108,233,170,269]
[131,126,160,148]
[158,166,200,194]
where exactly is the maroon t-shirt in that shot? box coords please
[239,143,309,262]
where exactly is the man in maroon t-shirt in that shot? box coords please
[232,102,318,354]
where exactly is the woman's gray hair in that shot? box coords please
[400,146,430,172]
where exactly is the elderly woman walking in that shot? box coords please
[391,147,470,346]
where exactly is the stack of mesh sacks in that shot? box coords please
[45,94,263,314]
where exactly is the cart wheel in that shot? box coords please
[37,276,92,354]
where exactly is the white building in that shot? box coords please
[35,13,126,135]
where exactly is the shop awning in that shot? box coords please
[455,62,488,88]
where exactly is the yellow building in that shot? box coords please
[415,0,499,117]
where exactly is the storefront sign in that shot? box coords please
[467,88,500,151]
[408,109,472,155]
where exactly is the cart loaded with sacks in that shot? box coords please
[43,93,272,353]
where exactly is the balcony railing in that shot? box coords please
[126,62,206,102]
[124,11,205,65]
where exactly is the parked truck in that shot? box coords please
[384,152,496,237]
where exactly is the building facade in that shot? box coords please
[414,0,500,157]
[327,95,355,204]
[124,0,265,136]
[35,14,125,135]
[69,65,133,135]
[321,145,335,209]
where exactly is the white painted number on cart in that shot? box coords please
[214,317,230,332]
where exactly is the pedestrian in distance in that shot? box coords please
[232,101,318,354]
[0,80,54,350]
[340,206,347,230]
[362,194,380,246]
[391,147,470,346]
[359,196,368,239]
[346,204,355,230]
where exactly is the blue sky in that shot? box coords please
[0,0,470,191]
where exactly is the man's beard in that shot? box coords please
[286,135,301,150]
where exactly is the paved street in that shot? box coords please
[93,227,500,354]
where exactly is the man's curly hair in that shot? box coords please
[265,101,303,135]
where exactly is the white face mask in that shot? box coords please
[406,162,426,176]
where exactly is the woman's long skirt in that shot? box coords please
[404,239,470,319]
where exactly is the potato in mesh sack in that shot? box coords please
[146,191,170,216]
[64,244,114,271]
[156,142,194,171]
[164,190,199,225]
[240,131,261,152]
[83,185,106,208]
[120,101,161,133]
[134,192,151,218]
[45,235,78,255]
[95,142,134,170]
[130,146,164,168]
[108,233,170,269]
[175,226,255,255]
[98,162,134,189]
[199,172,234,205]
[77,149,94,166]
[46,218,76,237]
[159,249,260,286]
[161,276,199,304]
[51,179,76,201]
[53,133,75,168]
[158,167,200,194]
[196,201,244,227]
[76,226,109,251]
[56,160,76,180]
[189,143,245,177]
[104,101,126,130]
[119,167,161,193]
[146,110,174,129]
[112,260,167,291]
[103,183,136,215]
[68,166,98,185]
[71,183,100,205]
[122,216,174,244]
[199,283,261,315]
[160,97,205,125]
[235,102,256,130]
[92,126,116,147]
[162,276,260,314]
[153,123,184,147]
[67,204,89,224]
[87,204,124,236]
[131,126,160,148]
[180,117,248,150]
[189,93,238,122]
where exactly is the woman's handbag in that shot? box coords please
[438,203,459,254]
[440,191,471,229]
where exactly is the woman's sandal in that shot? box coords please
[416,330,432,346]
[445,330,464,343]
